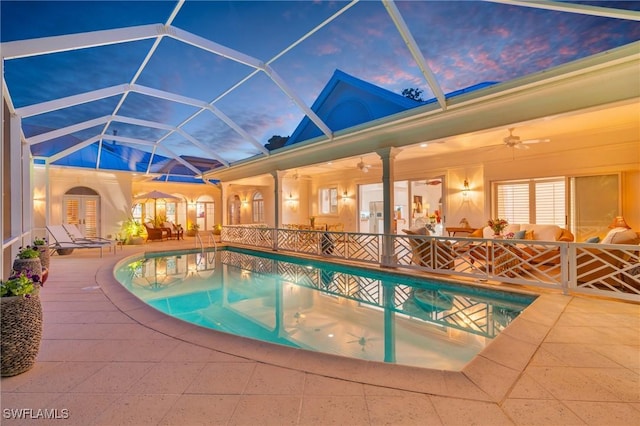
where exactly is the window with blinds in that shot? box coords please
[495,178,565,226]
[252,192,264,223]
[496,182,529,223]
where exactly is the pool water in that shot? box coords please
[115,247,535,370]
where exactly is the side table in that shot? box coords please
[446,227,478,237]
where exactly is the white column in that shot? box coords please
[271,170,285,229]
[220,182,230,225]
[377,147,400,266]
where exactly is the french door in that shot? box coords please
[63,195,100,237]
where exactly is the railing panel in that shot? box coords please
[221,226,639,302]
[571,242,639,301]
[343,233,381,263]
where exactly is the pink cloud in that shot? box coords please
[315,43,341,56]
[491,27,511,38]
[557,46,577,56]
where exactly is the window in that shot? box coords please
[319,187,338,214]
[252,192,264,223]
[494,177,565,226]
[570,174,620,241]
[166,202,176,223]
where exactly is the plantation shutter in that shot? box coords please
[496,182,529,224]
[535,179,565,226]
[84,199,98,237]
[64,199,80,225]
[495,177,566,226]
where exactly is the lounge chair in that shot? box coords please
[63,224,114,251]
[46,225,106,257]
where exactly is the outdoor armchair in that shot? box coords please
[144,222,169,242]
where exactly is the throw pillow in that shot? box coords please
[524,230,535,240]
[585,236,600,243]
[514,230,526,239]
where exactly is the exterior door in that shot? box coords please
[63,195,100,237]
[196,202,215,232]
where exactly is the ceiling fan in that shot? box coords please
[356,157,371,173]
[503,128,550,149]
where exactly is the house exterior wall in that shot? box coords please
[31,168,223,239]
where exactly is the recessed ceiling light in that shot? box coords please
[420,143,428,148]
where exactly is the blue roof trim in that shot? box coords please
[421,81,500,105]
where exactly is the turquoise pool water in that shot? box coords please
[115,247,535,370]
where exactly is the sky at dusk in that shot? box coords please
[1,0,639,172]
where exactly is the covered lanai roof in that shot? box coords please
[2,1,639,183]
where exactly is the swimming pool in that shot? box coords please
[115,247,535,370]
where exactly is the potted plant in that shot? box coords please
[33,237,50,272]
[1,269,43,376]
[122,217,145,245]
[186,223,200,237]
[13,246,43,279]
[488,218,509,237]
[212,224,222,235]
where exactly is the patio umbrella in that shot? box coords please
[134,190,180,223]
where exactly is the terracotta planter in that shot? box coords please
[1,291,43,376]
[12,257,42,279]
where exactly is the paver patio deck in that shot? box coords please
[1,238,638,425]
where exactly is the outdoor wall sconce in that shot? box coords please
[462,179,470,197]
[286,193,298,211]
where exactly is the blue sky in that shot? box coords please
[2,1,639,167]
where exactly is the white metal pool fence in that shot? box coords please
[220,225,640,303]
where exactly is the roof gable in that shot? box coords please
[286,70,422,146]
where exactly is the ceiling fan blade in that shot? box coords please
[514,144,530,150]
[522,138,551,144]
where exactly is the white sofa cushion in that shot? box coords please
[481,223,564,241]
[601,227,637,244]
[482,224,521,238]
[522,224,562,241]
